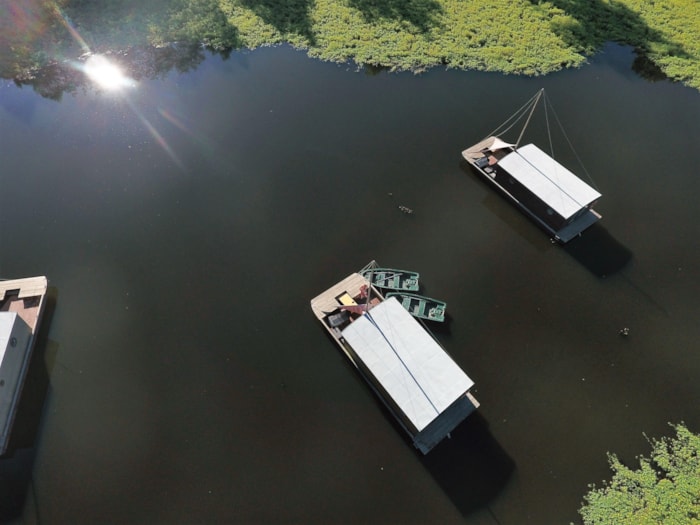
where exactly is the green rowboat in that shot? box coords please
[360,267,419,291]
[386,292,446,322]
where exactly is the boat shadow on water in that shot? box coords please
[460,160,558,252]
[562,224,633,278]
[314,314,513,517]
[459,160,632,277]
[423,312,453,335]
[0,286,58,522]
[419,413,515,519]
[360,385,513,519]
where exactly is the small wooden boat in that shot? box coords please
[310,265,477,454]
[386,292,447,322]
[360,262,419,291]
[0,276,48,455]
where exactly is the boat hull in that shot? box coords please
[462,137,601,243]
[0,276,48,455]
[361,268,420,291]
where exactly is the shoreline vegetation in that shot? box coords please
[1,0,699,98]
[578,423,700,524]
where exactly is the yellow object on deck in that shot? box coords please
[338,293,357,306]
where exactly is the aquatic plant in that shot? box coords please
[578,423,700,525]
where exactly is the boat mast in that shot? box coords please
[515,88,544,150]
[364,261,375,313]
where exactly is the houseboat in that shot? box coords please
[0,276,48,455]
[462,89,602,243]
[310,266,478,454]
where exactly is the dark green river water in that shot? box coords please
[1,43,699,524]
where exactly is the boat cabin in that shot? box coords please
[341,297,477,453]
[496,143,600,227]
[0,312,32,453]
[466,138,602,242]
[0,276,48,455]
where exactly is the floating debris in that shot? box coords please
[398,205,414,214]
[619,327,630,337]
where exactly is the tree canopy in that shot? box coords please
[579,423,700,525]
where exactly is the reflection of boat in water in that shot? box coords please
[360,261,419,291]
[386,292,446,322]
[462,89,602,243]
[0,276,48,455]
[310,265,478,454]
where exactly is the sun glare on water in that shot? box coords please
[84,55,135,91]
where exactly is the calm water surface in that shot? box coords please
[1,43,699,524]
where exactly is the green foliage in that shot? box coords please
[155,0,700,88]
[0,0,66,77]
[1,0,700,91]
[60,0,173,50]
[578,423,700,525]
[154,0,240,50]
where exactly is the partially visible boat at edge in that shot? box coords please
[386,291,447,323]
[310,263,477,454]
[462,89,602,243]
[360,260,419,291]
[0,276,48,455]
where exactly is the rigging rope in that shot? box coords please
[485,89,542,139]
[516,89,544,148]
[543,94,601,192]
[489,89,602,210]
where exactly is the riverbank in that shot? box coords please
[2,0,699,93]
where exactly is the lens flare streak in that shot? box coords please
[158,108,215,155]
[53,5,90,53]
[49,6,185,172]
[128,101,185,171]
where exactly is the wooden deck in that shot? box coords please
[0,276,48,331]
[310,273,372,320]
[462,136,513,165]
[462,136,498,161]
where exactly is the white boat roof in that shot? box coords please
[0,312,19,364]
[341,297,473,432]
[498,143,601,219]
